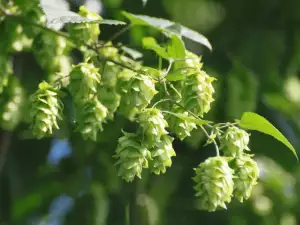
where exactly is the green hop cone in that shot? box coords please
[68,62,101,102]
[167,106,197,140]
[193,156,234,212]
[221,126,250,157]
[76,97,108,141]
[30,81,63,139]
[115,132,151,182]
[97,86,121,120]
[119,73,158,120]
[181,70,215,117]
[184,51,203,70]
[138,108,168,147]
[150,135,176,175]
[0,76,25,130]
[232,154,259,202]
[68,6,102,45]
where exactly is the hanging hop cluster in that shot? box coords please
[138,108,168,147]
[0,76,25,130]
[167,106,197,140]
[231,154,259,202]
[221,126,250,157]
[149,135,176,175]
[193,157,234,212]
[181,70,215,117]
[118,71,158,120]
[68,6,102,45]
[29,81,63,139]
[115,132,151,182]
[67,61,108,140]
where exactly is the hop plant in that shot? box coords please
[75,97,108,141]
[193,156,234,212]
[184,51,203,70]
[30,81,63,139]
[0,54,12,95]
[138,108,168,147]
[0,76,25,130]
[119,73,158,120]
[97,86,121,120]
[115,132,151,182]
[149,135,176,175]
[68,6,102,45]
[181,70,215,117]
[221,126,250,157]
[68,61,101,102]
[167,106,197,140]
[231,154,259,202]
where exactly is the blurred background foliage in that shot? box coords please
[1,0,300,224]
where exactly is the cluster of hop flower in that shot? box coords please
[0,2,263,213]
[193,126,259,211]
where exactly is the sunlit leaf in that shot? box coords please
[122,11,212,50]
[238,112,298,159]
[142,37,170,60]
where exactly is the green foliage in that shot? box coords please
[238,112,298,159]
[0,1,298,223]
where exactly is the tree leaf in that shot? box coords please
[122,11,212,50]
[167,34,186,69]
[238,112,298,160]
[40,4,125,29]
[121,46,143,59]
[142,37,170,60]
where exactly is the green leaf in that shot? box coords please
[167,34,186,69]
[122,11,212,50]
[165,111,212,126]
[142,37,170,60]
[121,46,143,59]
[238,112,298,160]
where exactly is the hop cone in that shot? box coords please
[76,97,108,141]
[68,6,102,45]
[181,70,215,117]
[150,135,176,175]
[184,51,203,70]
[167,106,197,140]
[0,76,24,130]
[221,126,250,157]
[232,154,259,202]
[98,86,120,120]
[193,157,234,212]
[115,132,151,182]
[138,108,168,147]
[30,81,63,139]
[119,74,158,120]
[68,62,101,102]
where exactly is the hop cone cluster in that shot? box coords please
[221,126,250,157]
[75,98,107,141]
[193,157,234,212]
[30,81,63,139]
[0,76,25,130]
[138,108,168,147]
[119,73,157,120]
[232,154,259,202]
[68,6,102,45]
[115,132,151,182]
[167,106,197,140]
[150,135,176,175]
[68,62,101,102]
[181,70,215,117]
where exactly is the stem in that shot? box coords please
[105,24,133,45]
[199,125,220,156]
